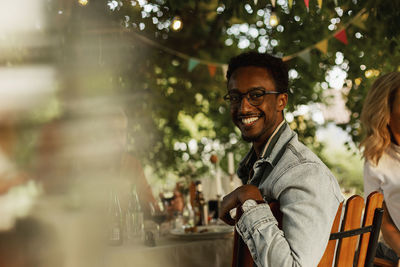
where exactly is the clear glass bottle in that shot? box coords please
[126,185,144,242]
[173,211,183,230]
[194,181,208,226]
[108,190,123,246]
[182,194,195,227]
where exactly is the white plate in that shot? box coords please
[169,225,234,240]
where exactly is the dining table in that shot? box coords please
[103,230,234,267]
[18,190,235,267]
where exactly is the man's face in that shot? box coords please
[227,66,287,144]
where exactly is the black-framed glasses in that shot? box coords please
[223,89,280,106]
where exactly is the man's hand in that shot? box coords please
[219,184,263,225]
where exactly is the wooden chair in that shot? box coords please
[231,191,384,267]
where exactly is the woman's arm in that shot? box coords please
[381,202,400,256]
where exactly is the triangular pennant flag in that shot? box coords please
[221,65,228,79]
[334,29,348,45]
[304,0,309,11]
[208,64,217,77]
[315,39,328,54]
[271,0,276,7]
[188,58,199,72]
[352,16,366,30]
[288,0,293,9]
[299,50,311,64]
[282,55,292,62]
[318,0,323,9]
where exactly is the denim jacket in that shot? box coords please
[236,122,344,267]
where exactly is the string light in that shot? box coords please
[171,16,183,31]
[78,0,88,6]
[365,69,380,78]
[269,11,279,27]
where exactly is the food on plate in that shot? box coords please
[184,226,209,233]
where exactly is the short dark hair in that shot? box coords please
[226,52,289,93]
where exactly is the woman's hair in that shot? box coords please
[360,72,400,165]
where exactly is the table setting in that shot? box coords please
[102,154,242,267]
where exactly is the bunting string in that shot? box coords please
[86,7,367,75]
[282,8,366,61]
[127,30,227,67]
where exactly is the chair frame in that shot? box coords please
[329,207,383,266]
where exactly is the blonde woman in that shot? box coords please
[360,72,400,263]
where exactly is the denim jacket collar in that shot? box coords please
[237,121,295,185]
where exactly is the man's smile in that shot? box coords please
[238,113,263,127]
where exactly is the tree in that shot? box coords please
[35,0,400,180]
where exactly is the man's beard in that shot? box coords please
[241,127,268,143]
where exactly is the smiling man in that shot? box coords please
[219,52,344,267]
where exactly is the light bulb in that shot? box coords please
[365,70,373,78]
[78,0,88,6]
[269,12,279,27]
[171,16,183,31]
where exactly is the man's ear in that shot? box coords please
[276,93,288,111]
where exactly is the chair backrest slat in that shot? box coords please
[356,191,384,267]
[317,202,343,267]
[335,195,365,267]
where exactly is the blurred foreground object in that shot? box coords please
[0,102,41,232]
[1,0,157,266]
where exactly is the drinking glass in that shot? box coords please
[149,202,167,237]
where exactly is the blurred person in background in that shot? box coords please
[360,72,400,263]
[97,107,160,216]
[33,115,76,195]
[161,182,184,217]
[33,107,159,216]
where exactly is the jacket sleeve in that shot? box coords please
[236,163,343,267]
